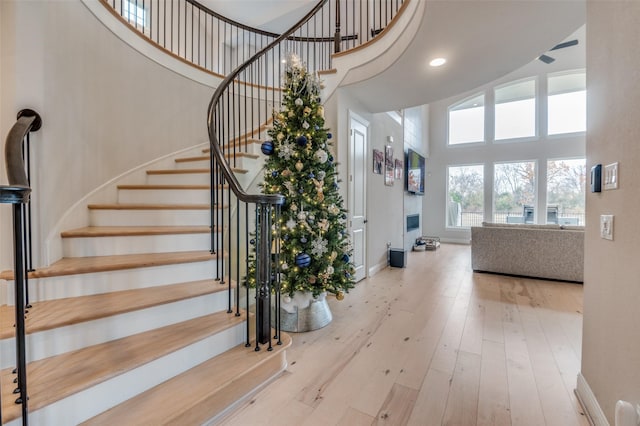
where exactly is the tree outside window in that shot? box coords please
[447,165,484,228]
[493,161,536,223]
[547,158,586,225]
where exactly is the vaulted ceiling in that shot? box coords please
[203,0,586,112]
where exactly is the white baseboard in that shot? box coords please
[440,237,471,245]
[576,372,610,426]
[368,261,387,277]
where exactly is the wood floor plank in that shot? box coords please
[516,298,588,426]
[338,408,375,426]
[374,383,418,426]
[406,368,451,426]
[441,351,481,426]
[477,340,511,426]
[217,244,585,426]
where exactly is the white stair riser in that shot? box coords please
[5,322,246,426]
[146,173,211,186]
[175,156,254,170]
[118,188,212,204]
[4,260,225,304]
[63,233,212,257]
[89,209,215,227]
[0,289,235,368]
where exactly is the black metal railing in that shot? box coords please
[1,108,42,426]
[102,0,407,349]
[102,0,406,76]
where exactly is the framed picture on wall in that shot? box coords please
[373,149,383,174]
[395,159,403,180]
[384,145,394,186]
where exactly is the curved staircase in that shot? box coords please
[0,141,289,425]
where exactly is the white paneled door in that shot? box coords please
[349,112,368,282]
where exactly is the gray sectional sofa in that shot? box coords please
[471,222,584,282]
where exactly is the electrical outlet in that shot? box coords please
[600,215,614,240]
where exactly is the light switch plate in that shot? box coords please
[604,162,619,190]
[600,215,614,240]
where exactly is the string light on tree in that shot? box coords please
[250,53,355,299]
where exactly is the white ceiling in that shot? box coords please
[201,0,586,112]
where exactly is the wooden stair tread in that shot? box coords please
[0,311,247,423]
[61,226,213,238]
[147,167,247,174]
[0,250,217,280]
[0,279,233,339]
[87,203,222,210]
[82,332,291,425]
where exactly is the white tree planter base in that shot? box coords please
[276,292,332,332]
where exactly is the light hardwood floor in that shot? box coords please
[220,243,588,426]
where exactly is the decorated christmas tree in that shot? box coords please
[257,55,355,300]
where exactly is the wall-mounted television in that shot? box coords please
[405,148,425,195]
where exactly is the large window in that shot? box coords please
[494,79,536,141]
[123,0,148,28]
[493,161,537,223]
[448,94,485,145]
[447,165,484,228]
[547,158,586,225]
[548,71,586,135]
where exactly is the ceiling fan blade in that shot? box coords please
[550,39,579,51]
[538,54,555,64]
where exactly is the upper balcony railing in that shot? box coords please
[102,0,406,77]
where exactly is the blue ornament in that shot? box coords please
[298,188,304,194]
[333,182,339,189]
[308,172,315,179]
[327,132,333,139]
[342,254,350,263]
[295,253,311,268]
[296,135,308,147]
[345,272,351,278]
[300,237,308,244]
[315,125,320,131]
[283,235,289,241]
[328,155,334,164]
[261,141,274,155]
[271,170,278,177]
[250,239,256,245]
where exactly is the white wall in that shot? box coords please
[324,89,406,276]
[0,0,214,271]
[424,57,585,243]
[580,4,640,423]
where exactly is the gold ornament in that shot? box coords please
[282,169,291,177]
[309,275,317,284]
[317,105,325,118]
[336,291,345,301]
[295,161,304,171]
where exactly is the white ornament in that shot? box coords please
[295,98,304,107]
[311,238,328,257]
[286,219,297,229]
[278,141,294,160]
[315,149,328,164]
[326,266,334,275]
[282,262,289,271]
[298,211,307,221]
[317,170,326,180]
[302,121,310,129]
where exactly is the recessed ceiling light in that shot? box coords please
[429,57,446,67]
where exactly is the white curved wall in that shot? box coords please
[0,0,216,270]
